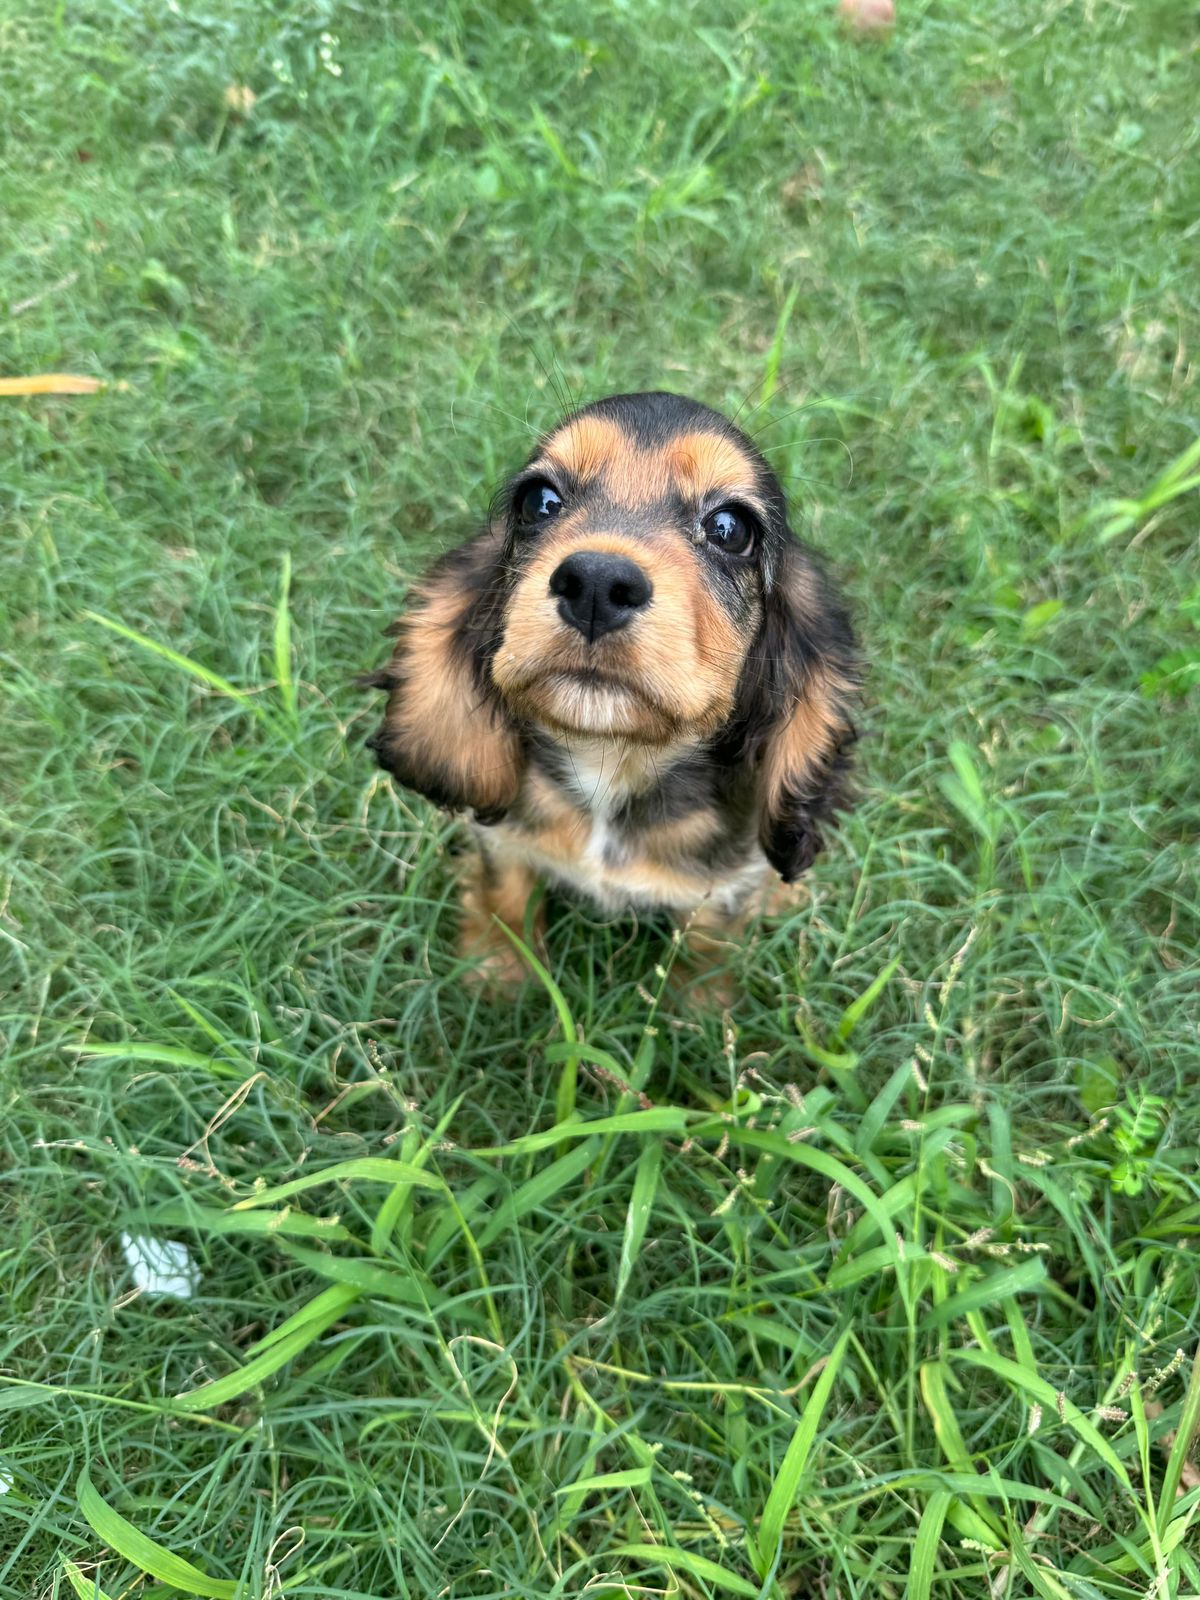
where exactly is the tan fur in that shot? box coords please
[633,808,723,859]
[536,419,769,518]
[460,853,542,989]
[491,526,749,744]
[380,536,523,813]
[760,667,852,824]
[519,769,591,864]
[666,431,765,510]
[543,416,629,485]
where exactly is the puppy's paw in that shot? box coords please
[754,876,812,922]
[460,925,530,994]
[457,849,540,994]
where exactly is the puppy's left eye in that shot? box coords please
[701,506,755,557]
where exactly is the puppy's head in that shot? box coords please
[368,391,858,877]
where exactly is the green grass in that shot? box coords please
[2,1,1199,1595]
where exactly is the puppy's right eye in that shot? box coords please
[516,479,564,526]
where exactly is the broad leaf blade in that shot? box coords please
[614,1137,664,1307]
[612,1543,758,1597]
[756,1326,851,1573]
[230,1157,445,1211]
[906,1491,951,1600]
[76,1469,237,1598]
[174,1291,355,1410]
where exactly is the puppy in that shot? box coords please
[363,391,858,991]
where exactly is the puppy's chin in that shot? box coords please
[499,670,696,745]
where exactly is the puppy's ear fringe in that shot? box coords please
[362,530,523,819]
[356,666,398,691]
[744,546,861,883]
[759,672,859,881]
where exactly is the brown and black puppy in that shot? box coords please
[364,391,859,990]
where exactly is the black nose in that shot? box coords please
[548,551,653,642]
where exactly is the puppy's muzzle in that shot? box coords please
[548,550,653,643]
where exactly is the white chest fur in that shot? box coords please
[563,747,628,867]
[475,739,770,917]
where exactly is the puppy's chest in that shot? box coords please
[478,746,764,914]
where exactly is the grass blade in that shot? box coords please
[837,955,900,1041]
[273,552,298,726]
[244,1283,361,1357]
[919,1361,1006,1539]
[1008,1518,1074,1599]
[613,1136,664,1308]
[554,1466,652,1496]
[229,1156,445,1211]
[906,1491,951,1600]
[755,1325,851,1574]
[952,1348,1132,1492]
[369,1096,462,1255]
[84,611,267,719]
[62,1560,116,1600]
[173,1292,354,1410]
[493,920,580,1123]
[920,1258,1047,1330]
[70,1041,244,1078]
[726,1129,904,1280]
[612,1543,758,1597]
[479,1107,689,1156]
[131,1200,352,1244]
[475,1137,599,1249]
[76,1468,237,1597]
[761,284,800,405]
[275,1243,436,1310]
[1158,1347,1200,1530]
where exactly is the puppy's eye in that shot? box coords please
[516,479,564,526]
[701,505,755,557]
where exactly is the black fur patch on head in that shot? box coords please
[567,390,740,449]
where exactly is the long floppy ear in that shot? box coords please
[737,544,859,883]
[362,527,523,821]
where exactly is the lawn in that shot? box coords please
[2,1,1199,1595]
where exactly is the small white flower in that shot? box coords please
[119,1234,200,1300]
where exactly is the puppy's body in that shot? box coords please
[365,391,858,983]
[477,733,768,919]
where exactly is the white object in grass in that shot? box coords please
[119,1233,200,1299]
[0,1468,12,1495]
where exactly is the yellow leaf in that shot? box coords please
[0,373,103,396]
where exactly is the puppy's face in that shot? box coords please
[367,388,857,879]
[489,393,789,745]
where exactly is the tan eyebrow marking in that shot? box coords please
[542,415,629,482]
[665,431,760,504]
[540,420,765,514]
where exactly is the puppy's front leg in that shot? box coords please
[678,876,811,1009]
[677,898,747,1012]
[459,836,541,991]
